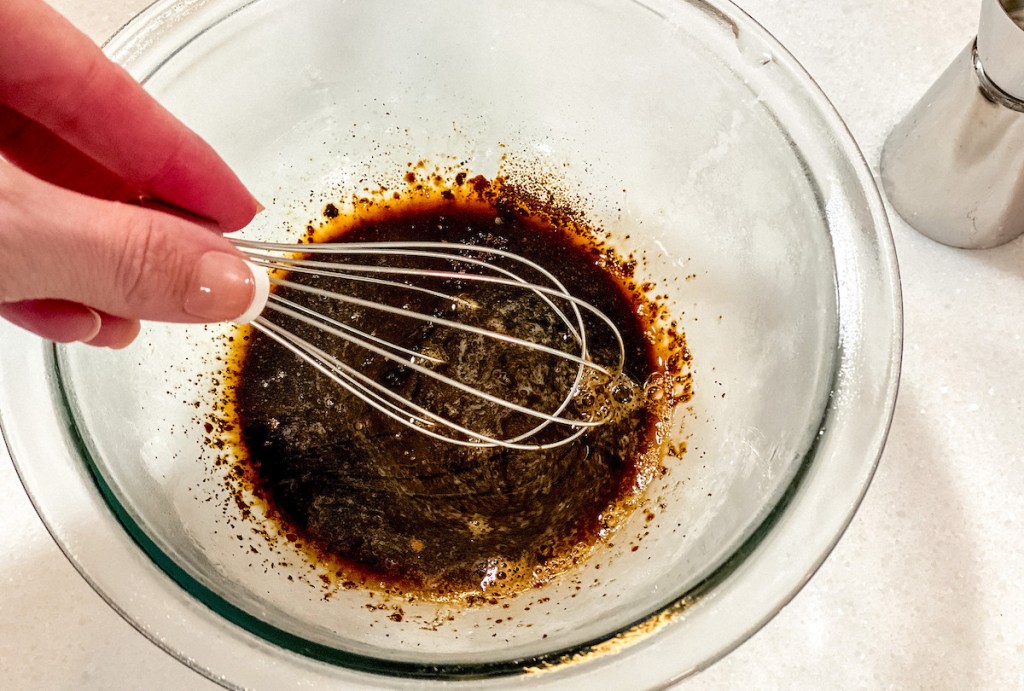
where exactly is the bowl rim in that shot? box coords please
[0,0,902,686]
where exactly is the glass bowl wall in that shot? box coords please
[0,0,900,687]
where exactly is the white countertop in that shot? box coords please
[2,0,1022,688]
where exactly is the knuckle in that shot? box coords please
[110,211,180,310]
[139,128,188,192]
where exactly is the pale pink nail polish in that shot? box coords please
[184,252,256,321]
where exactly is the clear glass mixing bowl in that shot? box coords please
[0,0,901,687]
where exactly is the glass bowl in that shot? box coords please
[0,0,901,687]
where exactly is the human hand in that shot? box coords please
[0,0,263,348]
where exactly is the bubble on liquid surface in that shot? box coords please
[570,369,646,425]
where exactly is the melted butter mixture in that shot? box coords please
[216,174,692,601]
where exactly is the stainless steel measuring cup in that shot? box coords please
[881,0,1024,249]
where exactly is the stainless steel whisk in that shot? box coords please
[230,239,627,451]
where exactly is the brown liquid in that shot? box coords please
[232,199,664,596]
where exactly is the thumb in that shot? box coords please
[0,162,265,323]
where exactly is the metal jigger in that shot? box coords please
[881,0,1024,249]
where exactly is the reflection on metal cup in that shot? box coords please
[881,0,1024,249]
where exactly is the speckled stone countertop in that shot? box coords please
[2,0,1022,688]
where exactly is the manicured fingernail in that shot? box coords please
[254,199,266,214]
[184,252,257,321]
[232,261,270,325]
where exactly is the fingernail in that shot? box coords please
[232,261,270,325]
[184,252,257,321]
[81,307,103,343]
[254,198,266,214]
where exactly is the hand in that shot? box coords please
[0,0,263,348]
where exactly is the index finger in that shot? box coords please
[0,0,260,231]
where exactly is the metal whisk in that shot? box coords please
[230,239,627,451]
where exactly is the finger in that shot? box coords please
[0,161,265,324]
[0,299,142,348]
[0,0,260,231]
[86,312,141,349]
[0,299,101,343]
[0,104,140,201]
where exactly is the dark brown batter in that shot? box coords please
[230,194,670,597]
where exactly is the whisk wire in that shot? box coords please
[261,299,608,430]
[251,247,588,345]
[234,239,627,449]
[268,277,614,377]
[269,293,445,365]
[252,316,593,451]
[239,239,593,347]
[246,256,471,305]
